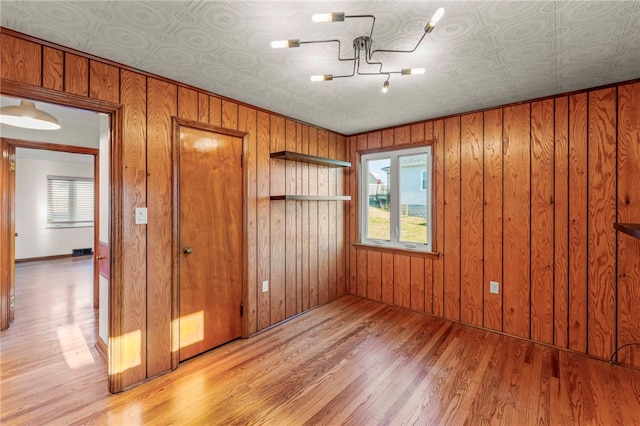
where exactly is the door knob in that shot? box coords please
[183,247,193,254]
[14,233,18,237]
[96,256,105,260]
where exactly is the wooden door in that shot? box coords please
[8,145,15,322]
[178,124,243,362]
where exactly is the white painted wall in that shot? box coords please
[98,114,110,344]
[15,155,94,259]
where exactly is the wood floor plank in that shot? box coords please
[2,258,640,424]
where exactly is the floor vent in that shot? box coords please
[72,248,93,257]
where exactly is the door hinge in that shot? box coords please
[240,303,244,317]
[9,161,16,172]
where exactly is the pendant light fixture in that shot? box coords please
[272,7,444,93]
[0,100,61,130]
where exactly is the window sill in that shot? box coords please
[353,243,440,259]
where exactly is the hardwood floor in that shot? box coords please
[2,258,640,424]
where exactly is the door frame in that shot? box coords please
[0,78,126,393]
[170,117,248,369]
[3,138,100,315]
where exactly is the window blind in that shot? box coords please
[47,175,94,225]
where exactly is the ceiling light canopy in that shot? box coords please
[272,7,444,93]
[0,100,61,130]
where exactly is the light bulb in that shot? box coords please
[382,81,389,93]
[271,39,299,48]
[401,68,425,75]
[425,8,445,33]
[312,12,345,23]
[310,75,333,82]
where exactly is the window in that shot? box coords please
[47,175,94,227]
[360,146,432,252]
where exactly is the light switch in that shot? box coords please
[135,207,148,225]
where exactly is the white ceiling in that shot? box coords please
[1,1,639,135]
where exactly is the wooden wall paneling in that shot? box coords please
[119,69,148,386]
[89,61,120,103]
[424,259,433,314]
[357,249,368,298]
[0,140,8,330]
[349,136,359,295]
[328,134,338,300]
[222,100,238,130]
[617,82,640,367]
[270,115,286,324]
[587,87,617,359]
[368,131,382,149]
[146,77,176,376]
[530,99,555,344]
[382,129,394,148]
[395,125,411,145]
[302,126,310,311]
[336,135,346,297]
[256,111,271,330]
[381,252,394,304]
[568,93,588,352]
[502,103,531,339]
[410,257,425,312]
[483,109,503,331]
[239,105,258,335]
[0,34,41,85]
[553,96,570,348]
[64,53,88,97]
[285,120,297,318]
[411,123,425,143]
[42,47,63,91]
[308,128,319,307]
[432,119,445,316]
[209,96,222,127]
[296,123,304,312]
[443,117,461,320]
[394,255,411,308]
[367,251,382,301]
[317,131,330,305]
[460,112,484,327]
[177,87,198,121]
[198,93,209,124]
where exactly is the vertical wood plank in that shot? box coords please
[587,88,617,359]
[89,61,119,103]
[317,131,330,305]
[395,125,411,145]
[617,82,640,367]
[568,93,588,352]
[222,100,238,129]
[302,126,310,311]
[328,133,338,301]
[308,128,319,307]
[64,53,89,96]
[145,77,176,376]
[530,99,555,344]
[296,123,304,312]
[483,109,503,331]
[411,123,425,143]
[256,111,271,330]
[270,115,286,324]
[424,259,433,314]
[367,251,382,301]
[239,105,258,335]
[432,119,445,317]
[285,120,297,318]
[410,257,425,312]
[198,93,209,124]
[443,117,461,321]
[177,87,198,121]
[349,136,358,295]
[119,69,147,386]
[209,96,222,127]
[336,135,347,297]
[503,103,531,339]
[394,255,411,309]
[381,252,394,305]
[382,129,394,148]
[42,47,63,91]
[460,112,484,327]
[554,96,570,349]
[0,34,41,85]
[357,249,368,298]
[368,131,382,149]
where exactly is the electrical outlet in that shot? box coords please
[262,280,269,293]
[490,281,499,294]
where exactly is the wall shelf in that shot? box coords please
[614,223,640,240]
[270,151,351,168]
[270,195,351,201]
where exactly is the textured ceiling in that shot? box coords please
[2,1,639,135]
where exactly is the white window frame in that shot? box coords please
[47,175,94,228]
[359,146,433,252]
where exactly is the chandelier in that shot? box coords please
[271,8,444,93]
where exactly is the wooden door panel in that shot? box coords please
[179,126,243,361]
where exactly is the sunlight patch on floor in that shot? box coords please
[56,323,95,369]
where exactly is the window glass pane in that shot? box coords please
[399,153,428,244]
[47,176,94,225]
[366,158,390,240]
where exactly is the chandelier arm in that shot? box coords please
[299,39,356,62]
[369,31,428,58]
